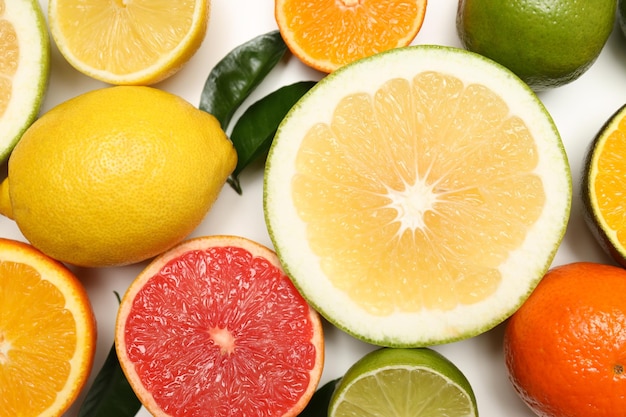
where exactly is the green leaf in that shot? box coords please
[298,378,341,417]
[227,80,316,194]
[199,30,288,130]
[78,293,142,417]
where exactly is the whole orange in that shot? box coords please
[504,262,626,417]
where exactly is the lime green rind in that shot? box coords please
[581,103,626,267]
[264,44,572,348]
[0,0,51,164]
[328,348,478,417]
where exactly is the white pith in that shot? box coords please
[264,46,572,346]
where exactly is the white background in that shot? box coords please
[1,1,623,416]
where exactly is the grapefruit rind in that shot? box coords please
[115,235,324,417]
[264,45,571,347]
[0,0,50,163]
[582,104,626,266]
[0,237,96,416]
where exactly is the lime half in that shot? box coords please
[329,347,478,416]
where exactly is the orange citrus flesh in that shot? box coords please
[0,238,96,416]
[275,0,427,73]
[0,0,17,118]
[116,236,324,417]
[588,111,626,249]
[293,72,544,315]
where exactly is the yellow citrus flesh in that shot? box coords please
[0,238,96,416]
[264,45,571,346]
[294,73,544,314]
[275,0,427,73]
[0,0,49,162]
[1,86,236,267]
[584,105,626,265]
[48,0,209,85]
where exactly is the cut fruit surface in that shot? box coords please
[275,0,427,73]
[48,0,209,85]
[583,104,626,266]
[264,45,571,347]
[115,235,324,417]
[0,0,49,163]
[329,347,477,417]
[0,237,96,417]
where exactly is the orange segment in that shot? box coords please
[275,0,428,72]
[0,238,96,416]
[293,71,544,315]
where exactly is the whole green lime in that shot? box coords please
[457,0,616,90]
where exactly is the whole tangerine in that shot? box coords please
[504,262,626,417]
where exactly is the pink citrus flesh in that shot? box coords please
[115,235,324,417]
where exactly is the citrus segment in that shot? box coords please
[583,104,626,266]
[115,235,324,417]
[504,262,626,417]
[264,45,571,347]
[0,0,49,162]
[329,348,477,417]
[275,0,427,73]
[0,237,96,417]
[48,0,209,85]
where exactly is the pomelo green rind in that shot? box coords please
[581,103,626,267]
[0,0,50,163]
[328,347,478,417]
[264,44,571,348]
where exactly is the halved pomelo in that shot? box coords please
[115,235,324,417]
[0,0,50,163]
[264,45,571,347]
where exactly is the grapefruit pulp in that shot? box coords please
[115,235,324,417]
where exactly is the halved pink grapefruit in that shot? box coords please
[115,235,324,417]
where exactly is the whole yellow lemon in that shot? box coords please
[0,86,236,267]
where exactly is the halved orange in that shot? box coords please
[0,237,96,416]
[275,0,428,73]
[583,104,626,266]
